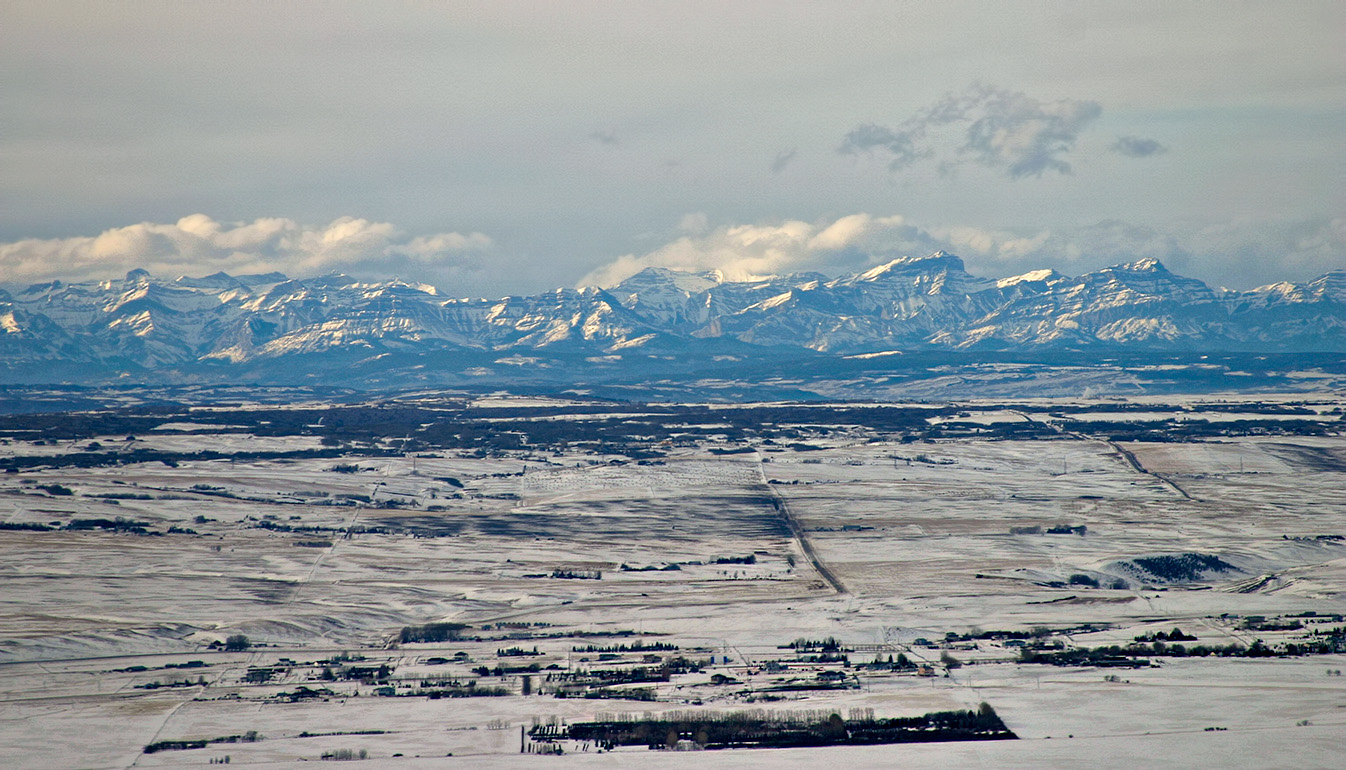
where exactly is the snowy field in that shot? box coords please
[0,395,1343,768]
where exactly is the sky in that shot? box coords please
[1,1,1342,295]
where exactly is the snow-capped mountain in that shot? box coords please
[2,254,1343,383]
[607,252,1344,353]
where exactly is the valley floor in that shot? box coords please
[0,393,1343,768]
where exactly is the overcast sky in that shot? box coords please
[1,1,1342,294]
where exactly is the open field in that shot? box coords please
[1,392,1344,768]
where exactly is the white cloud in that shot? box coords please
[808,213,876,251]
[581,211,1344,291]
[996,232,1053,260]
[8,213,1337,297]
[939,226,998,255]
[394,232,494,261]
[0,215,491,286]
[581,213,941,287]
[678,212,710,235]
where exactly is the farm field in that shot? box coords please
[0,392,1343,768]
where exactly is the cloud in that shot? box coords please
[1110,135,1168,158]
[582,210,1140,288]
[808,213,876,251]
[394,232,495,260]
[838,123,928,170]
[1187,216,1346,287]
[581,209,1345,291]
[580,213,945,286]
[962,89,1102,177]
[0,215,491,287]
[839,84,1102,178]
[590,130,621,147]
[1043,220,1192,270]
[10,213,1337,299]
[917,217,1345,288]
[678,212,710,235]
[770,148,798,174]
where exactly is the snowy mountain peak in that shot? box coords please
[997,268,1064,288]
[1116,257,1168,273]
[856,251,967,281]
[1305,270,1346,302]
[2,259,1345,380]
[615,266,724,294]
[174,271,246,290]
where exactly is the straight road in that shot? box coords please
[756,454,847,595]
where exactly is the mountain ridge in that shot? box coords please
[3,255,1344,385]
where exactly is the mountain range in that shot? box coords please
[3,253,1344,389]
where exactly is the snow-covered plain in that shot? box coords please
[1,397,1344,769]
